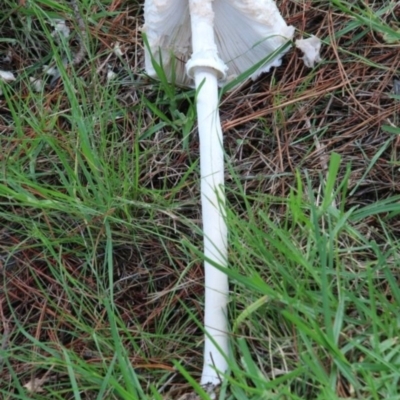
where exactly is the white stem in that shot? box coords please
[187,0,229,386]
[196,67,229,386]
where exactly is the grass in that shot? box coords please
[1,0,400,398]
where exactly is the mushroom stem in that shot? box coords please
[196,67,229,386]
[187,0,229,385]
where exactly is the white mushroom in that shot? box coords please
[144,0,295,87]
[143,0,295,387]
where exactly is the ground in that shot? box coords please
[1,0,400,399]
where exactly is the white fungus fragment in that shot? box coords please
[295,35,322,68]
[107,69,117,82]
[0,70,15,95]
[51,19,71,39]
[0,70,16,82]
[30,77,45,92]
[113,42,124,57]
[43,65,59,76]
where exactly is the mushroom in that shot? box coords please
[144,0,295,88]
[143,0,299,387]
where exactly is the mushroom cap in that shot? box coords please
[143,0,295,88]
